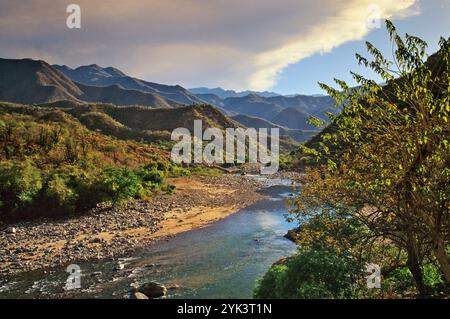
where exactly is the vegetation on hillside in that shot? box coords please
[256,21,449,298]
[0,104,193,221]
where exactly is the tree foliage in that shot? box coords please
[291,21,449,297]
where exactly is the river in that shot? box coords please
[0,181,298,299]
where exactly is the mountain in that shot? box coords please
[76,83,177,108]
[0,58,181,107]
[221,94,284,119]
[70,103,241,133]
[54,64,204,105]
[266,95,337,120]
[194,93,225,108]
[270,107,319,130]
[189,87,280,99]
[231,114,317,143]
[190,90,337,140]
[191,88,338,126]
[0,58,84,104]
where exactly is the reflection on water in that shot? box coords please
[0,184,298,299]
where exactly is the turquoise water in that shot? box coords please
[0,184,298,299]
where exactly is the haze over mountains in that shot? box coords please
[0,57,339,143]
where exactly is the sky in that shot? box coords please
[0,0,449,95]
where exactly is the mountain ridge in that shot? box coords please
[0,58,182,108]
[189,87,280,99]
[54,64,204,105]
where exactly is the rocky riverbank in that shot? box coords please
[0,175,266,277]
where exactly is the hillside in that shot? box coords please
[194,93,226,108]
[77,83,177,108]
[267,95,337,120]
[222,94,284,119]
[0,101,169,168]
[35,101,298,152]
[67,103,241,133]
[0,58,84,104]
[231,114,316,142]
[54,64,204,105]
[271,107,320,130]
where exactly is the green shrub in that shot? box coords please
[162,183,176,194]
[95,167,146,204]
[138,167,165,186]
[0,160,168,220]
[190,167,221,176]
[0,160,42,216]
[254,247,362,299]
[40,172,78,213]
[168,163,191,177]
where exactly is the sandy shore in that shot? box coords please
[0,175,265,276]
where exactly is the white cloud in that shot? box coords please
[248,0,418,90]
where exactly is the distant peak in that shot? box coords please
[75,64,102,71]
[53,64,73,71]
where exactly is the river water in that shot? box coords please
[0,181,298,299]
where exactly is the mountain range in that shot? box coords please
[189,87,280,99]
[0,58,182,108]
[193,92,339,132]
[54,64,203,105]
[0,57,339,143]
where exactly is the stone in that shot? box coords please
[134,281,167,299]
[114,262,125,271]
[167,283,181,290]
[6,227,16,234]
[130,292,149,299]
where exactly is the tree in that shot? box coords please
[294,21,449,296]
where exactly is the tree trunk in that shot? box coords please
[433,237,450,284]
[405,231,429,297]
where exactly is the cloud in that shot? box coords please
[0,0,417,90]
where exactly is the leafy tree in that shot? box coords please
[294,21,450,296]
[0,160,42,216]
[97,167,145,204]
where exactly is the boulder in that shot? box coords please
[133,282,167,299]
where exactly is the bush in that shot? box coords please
[40,172,78,214]
[254,247,362,299]
[0,160,42,217]
[168,163,191,177]
[0,161,168,220]
[73,167,148,209]
[138,166,164,185]
[98,167,145,203]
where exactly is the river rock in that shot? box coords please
[5,227,17,234]
[114,262,125,271]
[167,284,181,290]
[130,292,149,299]
[133,282,167,299]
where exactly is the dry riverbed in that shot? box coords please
[0,175,266,277]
